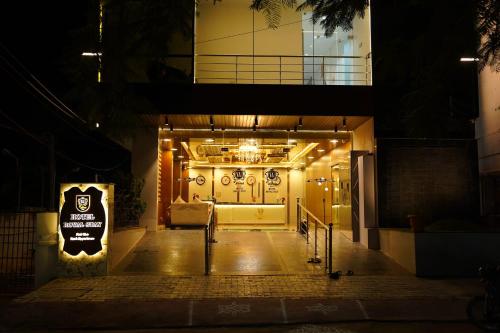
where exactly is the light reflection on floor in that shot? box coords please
[113,230,410,276]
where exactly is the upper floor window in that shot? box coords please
[195,0,372,85]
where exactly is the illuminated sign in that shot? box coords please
[58,183,113,276]
[60,186,105,255]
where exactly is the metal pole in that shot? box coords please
[328,223,333,274]
[205,225,209,275]
[314,218,318,259]
[306,215,309,244]
[296,198,300,232]
[324,226,328,271]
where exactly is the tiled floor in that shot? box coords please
[113,230,409,276]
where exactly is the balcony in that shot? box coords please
[194,1,372,87]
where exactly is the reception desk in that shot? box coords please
[215,203,286,225]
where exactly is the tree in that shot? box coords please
[477,0,499,71]
[251,0,499,71]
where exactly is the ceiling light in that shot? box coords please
[317,148,325,153]
[178,155,184,159]
[330,139,339,144]
[171,148,178,151]
[288,139,297,143]
[163,138,171,142]
[205,138,215,143]
[95,122,100,128]
[239,145,258,152]
[300,162,306,165]
[307,156,314,159]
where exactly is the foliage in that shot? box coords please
[111,171,147,228]
[251,0,369,36]
[476,0,500,71]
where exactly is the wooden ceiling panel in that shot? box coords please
[148,114,370,131]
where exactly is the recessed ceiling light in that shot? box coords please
[317,148,325,152]
[171,148,178,151]
[163,138,171,142]
[205,138,215,143]
[330,139,339,144]
[307,156,314,159]
[178,155,184,159]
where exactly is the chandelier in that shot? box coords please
[238,143,261,163]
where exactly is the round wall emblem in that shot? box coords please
[232,168,246,184]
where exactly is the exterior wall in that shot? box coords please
[376,139,479,228]
[131,128,159,231]
[476,66,500,223]
[379,228,416,274]
[289,169,304,229]
[353,118,374,152]
[476,63,500,174]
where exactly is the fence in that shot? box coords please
[0,212,36,294]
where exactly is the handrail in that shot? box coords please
[296,198,334,278]
[298,203,329,230]
[196,54,364,59]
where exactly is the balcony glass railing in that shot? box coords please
[194,54,372,86]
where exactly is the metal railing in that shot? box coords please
[169,203,216,275]
[296,198,333,276]
[195,54,372,86]
[0,212,36,294]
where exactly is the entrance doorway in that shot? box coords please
[127,114,381,276]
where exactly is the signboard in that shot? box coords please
[58,183,113,276]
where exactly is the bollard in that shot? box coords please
[328,223,333,274]
[296,198,300,232]
[205,225,209,275]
